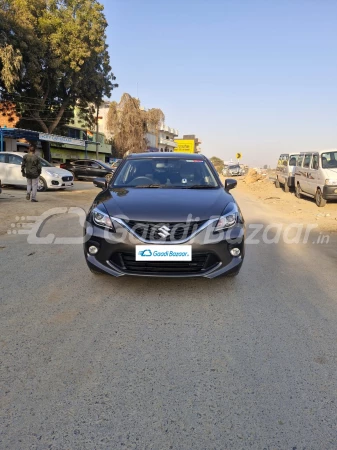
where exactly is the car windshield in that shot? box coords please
[39,157,53,167]
[96,161,111,169]
[321,151,337,169]
[112,157,219,188]
[229,165,240,170]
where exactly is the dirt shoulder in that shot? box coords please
[227,175,337,234]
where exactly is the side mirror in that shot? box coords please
[225,178,237,191]
[93,177,107,189]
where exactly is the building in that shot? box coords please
[174,135,202,154]
[158,124,178,152]
[0,102,112,163]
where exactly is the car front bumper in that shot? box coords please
[84,221,245,278]
[323,185,337,200]
[46,177,74,189]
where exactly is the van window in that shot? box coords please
[303,154,311,168]
[311,154,319,170]
[289,155,298,166]
[297,155,304,167]
[321,151,337,169]
[0,154,6,163]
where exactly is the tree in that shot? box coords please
[0,0,117,158]
[210,156,224,174]
[106,93,164,157]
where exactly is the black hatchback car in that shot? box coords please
[60,159,113,180]
[84,153,245,278]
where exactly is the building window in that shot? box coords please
[68,128,81,140]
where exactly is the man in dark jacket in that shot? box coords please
[21,144,42,202]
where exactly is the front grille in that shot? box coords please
[125,220,205,242]
[62,176,73,182]
[115,252,215,274]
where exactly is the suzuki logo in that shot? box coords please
[158,225,171,238]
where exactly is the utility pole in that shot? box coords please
[95,104,99,160]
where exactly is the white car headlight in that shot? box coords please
[215,202,238,231]
[92,207,115,231]
[325,179,337,185]
[45,170,61,178]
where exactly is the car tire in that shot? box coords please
[275,178,280,188]
[295,183,302,199]
[315,188,327,207]
[283,182,290,193]
[37,177,47,192]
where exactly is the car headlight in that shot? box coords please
[215,202,238,231]
[325,179,337,185]
[92,207,115,231]
[45,171,61,178]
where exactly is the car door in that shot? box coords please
[86,161,106,178]
[7,154,26,186]
[307,153,319,195]
[73,160,89,178]
[0,153,7,183]
[300,153,312,193]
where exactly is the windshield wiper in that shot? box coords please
[134,184,163,188]
[183,185,218,189]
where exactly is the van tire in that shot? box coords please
[275,178,280,188]
[315,188,327,207]
[295,183,302,199]
[283,182,290,193]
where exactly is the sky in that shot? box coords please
[101,0,337,167]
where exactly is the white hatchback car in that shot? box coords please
[0,152,74,191]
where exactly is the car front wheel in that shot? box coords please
[37,177,47,192]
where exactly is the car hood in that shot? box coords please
[41,167,73,176]
[96,187,234,222]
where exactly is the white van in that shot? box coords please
[294,150,337,207]
[275,153,300,192]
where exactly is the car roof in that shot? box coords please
[2,152,26,156]
[126,152,205,160]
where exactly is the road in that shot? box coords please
[1,183,337,449]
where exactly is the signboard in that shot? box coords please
[236,152,242,160]
[39,132,85,147]
[174,139,195,153]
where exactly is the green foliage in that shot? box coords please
[210,156,224,173]
[0,0,116,135]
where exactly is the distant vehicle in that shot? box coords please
[295,150,337,207]
[226,164,242,176]
[0,152,73,192]
[60,159,113,181]
[275,153,300,192]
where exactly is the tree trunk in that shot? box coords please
[41,140,51,162]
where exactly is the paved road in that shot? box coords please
[0,187,337,449]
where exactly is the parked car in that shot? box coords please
[111,159,122,172]
[0,152,74,192]
[84,152,245,278]
[60,159,113,180]
[226,164,242,176]
[275,153,300,191]
[295,150,337,207]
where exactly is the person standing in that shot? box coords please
[21,144,42,202]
